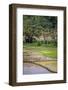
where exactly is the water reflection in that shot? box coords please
[23,63,51,75]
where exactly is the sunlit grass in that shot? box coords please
[40,50,57,58]
[24,43,57,58]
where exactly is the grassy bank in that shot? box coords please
[34,60,57,72]
[24,43,57,58]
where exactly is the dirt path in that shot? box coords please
[24,51,56,61]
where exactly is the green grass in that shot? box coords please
[24,43,57,58]
[40,50,57,58]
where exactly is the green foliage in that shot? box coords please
[23,15,57,35]
[23,15,57,44]
[37,41,42,46]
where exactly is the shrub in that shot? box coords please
[37,41,42,46]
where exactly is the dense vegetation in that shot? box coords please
[23,15,57,46]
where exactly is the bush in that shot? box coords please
[44,40,47,44]
[37,41,42,46]
[54,41,57,46]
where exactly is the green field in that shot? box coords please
[24,43,57,59]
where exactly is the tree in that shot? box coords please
[23,15,42,43]
[23,15,57,45]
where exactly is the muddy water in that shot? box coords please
[23,63,51,75]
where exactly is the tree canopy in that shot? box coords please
[23,15,57,43]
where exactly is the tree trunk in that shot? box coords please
[25,36,33,43]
